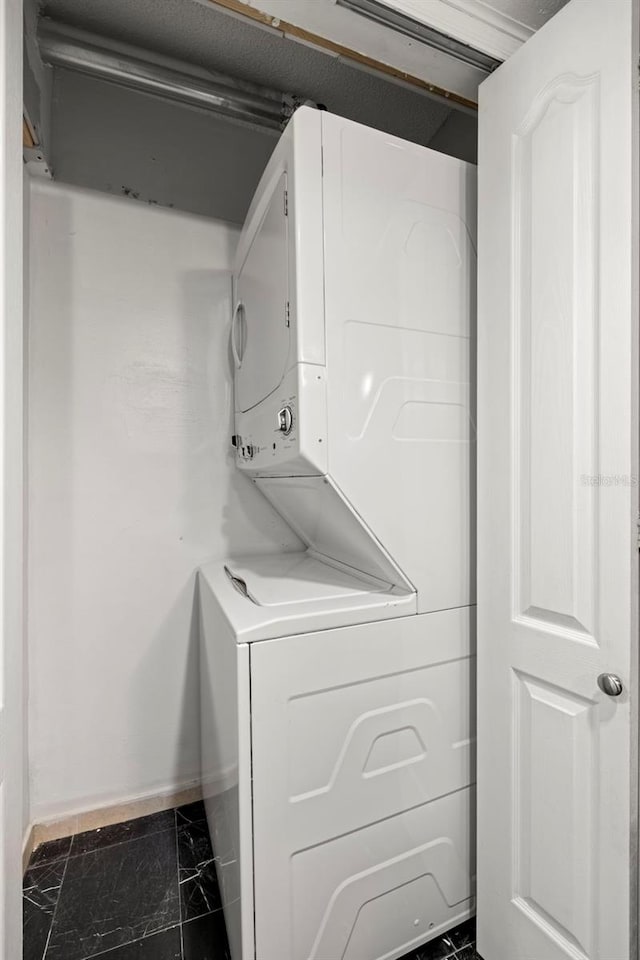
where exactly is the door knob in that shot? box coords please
[597,673,623,697]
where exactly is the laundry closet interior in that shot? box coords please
[13,1,639,959]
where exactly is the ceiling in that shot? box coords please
[40,0,455,150]
[35,0,566,222]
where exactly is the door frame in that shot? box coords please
[632,3,639,956]
[0,0,26,956]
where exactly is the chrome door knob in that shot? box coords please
[597,673,623,697]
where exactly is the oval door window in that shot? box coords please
[235,172,290,413]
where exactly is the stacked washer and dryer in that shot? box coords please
[199,106,477,960]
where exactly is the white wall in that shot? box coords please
[50,68,278,224]
[27,181,301,823]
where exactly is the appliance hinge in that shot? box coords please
[284,189,288,216]
[286,301,290,327]
[636,514,640,550]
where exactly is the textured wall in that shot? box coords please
[27,180,301,821]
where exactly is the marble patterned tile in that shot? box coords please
[46,830,180,960]
[91,925,182,959]
[182,911,231,960]
[176,800,207,826]
[29,836,72,868]
[70,810,175,857]
[177,820,222,921]
[416,936,457,959]
[399,928,462,960]
[23,860,66,960]
[23,858,67,897]
[449,917,476,951]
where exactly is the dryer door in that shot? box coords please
[234,171,290,413]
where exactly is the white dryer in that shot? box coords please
[200,106,477,960]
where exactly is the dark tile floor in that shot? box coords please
[24,801,479,960]
[24,801,229,960]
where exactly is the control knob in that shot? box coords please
[278,406,293,435]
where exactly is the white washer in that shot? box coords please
[200,107,477,960]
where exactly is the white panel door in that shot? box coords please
[477,2,638,959]
[0,0,24,957]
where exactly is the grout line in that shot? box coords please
[25,854,69,872]
[79,923,184,960]
[451,947,478,958]
[41,839,72,960]
[66,823,177,861]
[175,808,185,960]
[33,810,177,864]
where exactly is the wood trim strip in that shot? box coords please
[26,782,203,867]
[207,0,478,111]
[22,116,35,149]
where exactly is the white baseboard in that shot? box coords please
[27,780,202,860]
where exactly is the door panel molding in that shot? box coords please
[511,71,600,642]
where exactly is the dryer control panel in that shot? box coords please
[277,406,293,436]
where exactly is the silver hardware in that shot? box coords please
[336,0,501,73]
[278,406,293,435]
[285,301,290,327]
[284,190,289,216]
[231,301,245,369]
[38,20,295,131]
[597,673,623,697]
[224,566,257,605]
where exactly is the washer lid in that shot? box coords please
[224,553,392,606]
[199,552,416,644]
[234,171,290,413]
